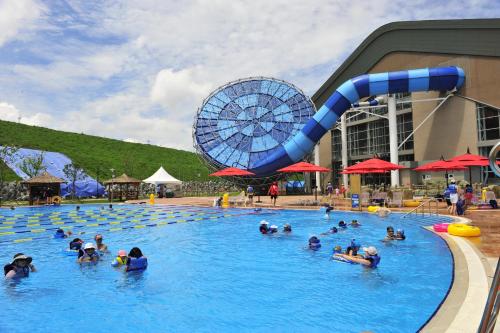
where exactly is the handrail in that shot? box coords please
[478,259,500,333]
[401,198,439,218]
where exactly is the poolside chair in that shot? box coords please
[390,191,403,207]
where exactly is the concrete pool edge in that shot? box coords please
[420,221,492,332]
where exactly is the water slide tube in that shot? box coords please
[251,66,465,175]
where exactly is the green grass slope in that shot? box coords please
[0,120,210,182]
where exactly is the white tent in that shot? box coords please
[143,166,182,186]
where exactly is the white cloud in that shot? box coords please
[0,0,44,46]
[0,101,53,126]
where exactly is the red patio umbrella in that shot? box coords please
[450,153,490,167]
[413,160,467,172]
[209,167,256,177]
[343,158,405,173]
[277,161,331,173]
[340,169,389,174]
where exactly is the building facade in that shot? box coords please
[313,19,500,187]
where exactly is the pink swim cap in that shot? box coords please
[118,250,127,256]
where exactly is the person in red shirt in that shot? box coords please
[268,182,279,206]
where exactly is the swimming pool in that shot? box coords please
[0,205,453,332]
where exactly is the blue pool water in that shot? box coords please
[0,205,453,332]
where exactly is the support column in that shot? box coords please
[314,144,321,193]
[388,94,399,187]
[341,114,348,187]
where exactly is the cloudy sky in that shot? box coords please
[0,0,497,151]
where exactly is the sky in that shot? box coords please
[0,0,498,151]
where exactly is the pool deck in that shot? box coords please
[128,195,500,332]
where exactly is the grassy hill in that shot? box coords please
[0,120,210,182]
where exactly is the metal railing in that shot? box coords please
[401,198,439,218]
[478,259,500,333]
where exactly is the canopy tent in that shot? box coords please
[143,166,182,185]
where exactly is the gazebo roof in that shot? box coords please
[103,173,141,184]
[21,171,66,184]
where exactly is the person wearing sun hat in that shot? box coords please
[4,253,36,279]
[337,246,381,268]
[77,243,100,263]
[111,250,128,267]
[259,220,270,234]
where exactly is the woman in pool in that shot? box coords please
[111,250,128,267]
[283,224,292,233]
[337,246,381,268]
[78,243,100,263]
[259,221,270,234]
[320,226,338,235]
[125,247,148,272]
[338,220,347,229]
[94,234,108,253]
[54,228,68,239]
[308,236,321,250]
[350,220,360,227]
[345,239,361,256]
[4,253,36,279]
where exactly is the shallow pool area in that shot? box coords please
[0,205,454,332]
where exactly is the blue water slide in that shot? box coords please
[251,66,465,175]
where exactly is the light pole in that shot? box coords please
[110,168,115,203]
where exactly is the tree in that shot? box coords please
[63,163,85,200]
[0,146,19,206]
[18,151,46,178]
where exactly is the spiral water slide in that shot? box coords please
[251,66,465,175]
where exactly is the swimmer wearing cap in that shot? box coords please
[111,250,128,267]
[337,246,381,268]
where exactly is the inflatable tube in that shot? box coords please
[332,254,357,264]
[404,200,421,207]
[251,66,465,175]
[448,223,481,237]
[367,206,379,213]
[127,257,148,271]
[433,223,450,233]
[64,249,79,256]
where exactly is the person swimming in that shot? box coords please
[320,226,338,235]
[324,205,334,219]
[111,250,128,267]
[4,253,36,279]
[350,220,361,227]
[76,205,80,211]
[384,226,396,241]
[69,238,84,250]
[259,221,270,234]
[269,225,278,233]
[336,246,381,268]
[346,239,361,256]
[395,229,406,240]
[283,224,292,232]
[338,220,347,229]
[308,236,321,250]
[94,234,108,253]
[78,243,100,263]
[332,245,342,254]
[125,247,148,272]
[54,228,68,239]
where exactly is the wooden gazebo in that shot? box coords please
[103,173,141,201]
[22,171,66,205]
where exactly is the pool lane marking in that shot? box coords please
[0,210,250,244]
[0,211,244,238]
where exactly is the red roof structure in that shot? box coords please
[277,162,331,173]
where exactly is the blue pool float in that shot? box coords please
[331,254,357,264]
[126,257,148,271]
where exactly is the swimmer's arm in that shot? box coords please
[29,264,36,272]
[337,254,371,266]
[4,270,16,279]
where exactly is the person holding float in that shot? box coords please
[336,246,381,268]
[125,247,148,272]
[4,253,36,279]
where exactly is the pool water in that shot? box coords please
[0,205,453,332]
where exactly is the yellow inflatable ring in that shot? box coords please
[404,200,421,207]
[448,223,481,237]
[367,206,379,213]
[52,196,62,205]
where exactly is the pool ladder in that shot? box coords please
[401,198,439,219]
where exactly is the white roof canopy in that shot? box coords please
[143,166,182,185]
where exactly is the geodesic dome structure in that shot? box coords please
[193,77,316,180]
